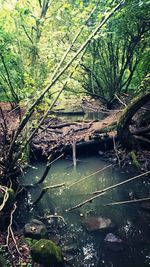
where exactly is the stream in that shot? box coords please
[18,155,150,267]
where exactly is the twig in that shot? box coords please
[66,192,105,212]
[36,153,64,184]
[67,170,150,211]
[72,141,77,167]
[0,186,9,211]
[106,197,150,206]
[21,24,33,44]
[6,203,22,257]
[33,183,65,205]
[114,94,127,108]
[92,170,150,195]
[113,136,120,166]
[68,164,112,188]
[40,214,67,225]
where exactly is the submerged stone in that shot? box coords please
[24,219,48,239]
[31,239,64,266]
[104,233,125,252]
[83,216,113,232]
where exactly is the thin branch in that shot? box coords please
[114,94,127,108]
[66,192,106,212]
[6,203,22,257]
[39,214,67,225]
[112,136,120,166]
[32,183,65,205]
[67,170,150,211]
[92,170,150,195]
[106,197,150,206]
[21,25,33,44]
[68,164,113,188]
[36,153,64,184]
[0,53,18,102]
[0,186,9,211]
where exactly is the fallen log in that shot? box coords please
[49,111,85,116]
[31,134,118,159]
[62,136,119,156]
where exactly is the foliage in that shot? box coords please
[79,0,150,107]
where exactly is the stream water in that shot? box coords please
[18,156,150,267]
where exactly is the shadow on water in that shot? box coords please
[17,156,150,267]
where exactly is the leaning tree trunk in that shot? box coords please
[117,73,150,148]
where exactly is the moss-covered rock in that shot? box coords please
[31,239,64,267]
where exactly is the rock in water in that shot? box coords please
[104,233,125,252]
[24,219,48,239]
[31,239,64,266]
[83,216,113,232]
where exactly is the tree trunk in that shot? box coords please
[117,73,150,148]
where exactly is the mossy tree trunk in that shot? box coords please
[117,74,150,148]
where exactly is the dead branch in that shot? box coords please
[106,197,150,206]
[39,214,67,225]
[92,170,150,195]
[114,94,127,108]
[134,135,150,145]
[36,153,64,184]
[68,163,112,188]
[113,136,120,166]
[105,197,150,206]
[0,186,9,211]
[67,170,150,211]
[6,203,22,257]
[32,183,65,205]
[132,126,150,136]
[66,192,106,212]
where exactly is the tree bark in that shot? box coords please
[117,73,150,148]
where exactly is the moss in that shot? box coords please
[0,255,8,267]
[31,239,64,267]
[0,247,11,267]
[130,151,140,169]
[25,238,38,247]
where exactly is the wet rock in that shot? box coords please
[83,216,114,232]
[104,233,125,252]
[31,239,64,267]
[24,219,48,239]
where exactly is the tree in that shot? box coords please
[78,0,150,108]
[117,73,150,148]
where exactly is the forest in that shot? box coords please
[0,0,150,266]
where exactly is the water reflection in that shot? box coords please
[18,156,150,267]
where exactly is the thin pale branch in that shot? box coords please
[67,170,150,211]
